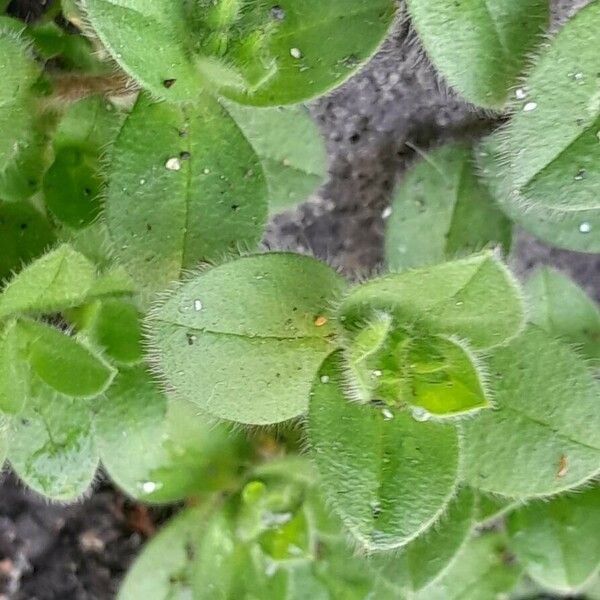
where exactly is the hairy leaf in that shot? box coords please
[17,319,115,398]
[96,366,250,502]
[507,486,600,593]
[104,93,267,298]
[405,0,548,108]
[0,200,55,283]
[340,252,525,350]
[147,253,346,425]
[526,268,600,365]
[462,326,600,497]
[83,0,396,105]
[222,101,327,212]
[7,379,98,500]
[0,321,29,414]
[308,352,460,551]
[385,144,511,270]
[0,244,96,319]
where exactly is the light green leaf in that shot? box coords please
[462,326,600,498]
[507,486,600,593]
[0,321,29,414]
[0,244,96,320]
[17,319,116,398]
[339,252,525,350]
[308,351,460,551]
[495,1,600,212]
[86,266,137,299]
[104,92,268,298]
[405,0,548,109]
[117,503,215,600]
[414,532,522,600]
[92,300,143,364]
[526,268,600,365]
[146,253,346,425]
[7,379,98,500]
[0,200,55,283]
[97,365,251,502]
[475,491,519,525]
[0,27,40,172]
[83,0,396,106]
[385,144,511,271]
[222,101,327,212]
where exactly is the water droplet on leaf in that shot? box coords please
[290,47,303,59]
[522,102,537,112]
[165,157,182,171]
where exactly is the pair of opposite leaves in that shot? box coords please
[147,250,600,551]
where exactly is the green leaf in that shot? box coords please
[221,101,327,212]
[477,135,600,253]
[0,200,55,283]
[308,351,460,551]
[507,486,600,593]
[7,379,98,500]
[414,532,522,600]
[146,253,346,425]
[0,244,96,320]
[495,1,600,212]
[475,491,519,525]
[371,487,476,593]
[96,365,250,502]
[462,326,600,498]
[0,321,29,414]
[117,504,215,600]
[526,268,600,365]
[17,319,115,398]
[405,0,548,109]
[385,144,511,271]
[339,252,525,350]
[83,0,396,106]
[104,93,268,298]
[0,27,40,172]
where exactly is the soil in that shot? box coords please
[1,0,598,598]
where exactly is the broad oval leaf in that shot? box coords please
[146,253,346,425]
[497,1,600,212]
[507,486,600,593]
[0,200,55,283]
[17,319,116,398]
[339,252,525,350]
[526,268,600,365]
[0,320,30,414]
[462,326,600,498]
[385,144,511,271]
[7,379,98,500]
[221,101,327,212]
[96,365,251,502]
[405,0,548,109]
[104,93,268,299]
[0,244,96,320]
[83,0,397,106]
[308,351,460,551]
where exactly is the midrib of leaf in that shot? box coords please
[481,0,510,61]
[179,108,193,276]
[444,157,469,254]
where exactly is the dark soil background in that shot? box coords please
[1,0,599,598]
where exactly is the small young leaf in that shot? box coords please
[0,200,55,283]
[462,326,600,498]
[0,321,29,414]
[96,365,251,502]
[405,0,548,108]
[221,101,327,212]
[7,379,98,500]
[526,268,600,365]
[117,504,215,600]
[308,352,460,551]
[146,253,346,425]
[340,252,525,350]
[507,486,600,593]
[83,0,397,106]
[496,1,600,212]
[17,319,115,398]
[414,532,522,600]
[385,144,511,271]
[0,244,96,319]
[104,93,268,298]
[92,300,143,364]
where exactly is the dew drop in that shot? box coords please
[514,88,526,100]
[139,178,146,185]
[372,369,382,378]
[522,101,537,112]
[382,206,392,219]
[139,480,162,494]
[194,299,203,311]
[320,375,330,384]
[203,167,211,174]
[579,222,592,234]
[290,47,303,59]
[165,157,182,171]
[382,408,394,421]
[411,407,432,422]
